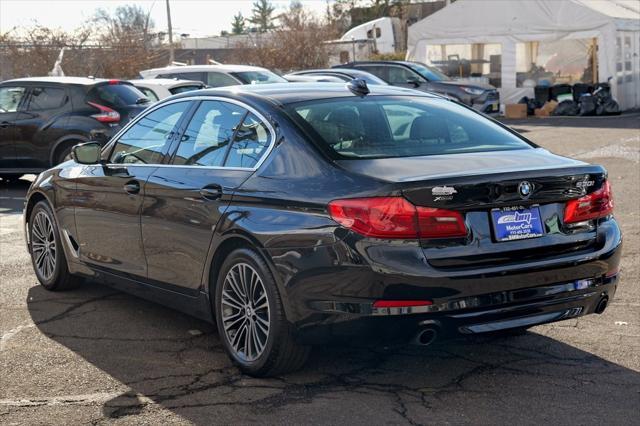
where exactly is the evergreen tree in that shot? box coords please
[248,0,275,32]
[231,12,246,35]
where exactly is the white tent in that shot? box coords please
[407,0,640,110]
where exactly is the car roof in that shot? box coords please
[129,78,205,88]
[339,61,417,67]
[0,76,120,86]
[139,64,271,77]
[172,82,437,104]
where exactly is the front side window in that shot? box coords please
[231,71,287,85]
[170,85,205,95]
[26,87,66,110]
[172,100,245,167]
[289,96,531,159]
[136,87,159,102]
[206,72,240,87]
[387,66,423,85]
[158,72,205,83]
[110,101,190,164]
[0,86,27,113]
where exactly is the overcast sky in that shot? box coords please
[0,0,334,38]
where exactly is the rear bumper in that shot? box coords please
[266,219,622,344]
[295,275,617,344]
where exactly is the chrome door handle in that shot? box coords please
[200,185,222,201]
[124,180,140,194]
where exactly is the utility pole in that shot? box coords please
[166,0,174,64]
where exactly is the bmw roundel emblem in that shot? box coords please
[518,181,532,199]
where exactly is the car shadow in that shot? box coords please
[0,176,32,215]
[27,281,640,424]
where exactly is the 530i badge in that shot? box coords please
[24,81,622,376]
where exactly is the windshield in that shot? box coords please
[231,71,287,84]
[288,96,531,159]
[408,63,450,82]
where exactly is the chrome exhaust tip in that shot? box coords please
[412,327,438,346]
[595,296,609,314]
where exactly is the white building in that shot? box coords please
[407,0,640,110]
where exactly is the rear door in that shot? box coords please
[73,100,191,278]
[13,84,70,168]
[0,85,28,168]
[142,99,273,292]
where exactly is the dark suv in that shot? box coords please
[0,77,149,180]
[337,61,500,113]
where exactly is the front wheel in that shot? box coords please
[214,248,310,377]
[29,201,81,291]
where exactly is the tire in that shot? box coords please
[54,144,74,165]
[214,247,310,377]
[29,201,82,291]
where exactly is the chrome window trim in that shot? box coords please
[102,95,277,172]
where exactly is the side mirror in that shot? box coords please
[71,141,102,165]
[407,77,421,88]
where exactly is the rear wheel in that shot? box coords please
[214,247,310,377]
[29,201,81,291]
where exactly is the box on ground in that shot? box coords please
[504,104,527,119]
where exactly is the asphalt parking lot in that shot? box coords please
[1,114,639,425]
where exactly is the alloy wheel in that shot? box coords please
[220,262,270,362]
[31,211,56,281]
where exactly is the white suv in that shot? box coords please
[139,65,286,88]
[129,78,206,102]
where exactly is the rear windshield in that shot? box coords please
[87,83,148,108]
[231,71,287,85]
[288,96,532,159]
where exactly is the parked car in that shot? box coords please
[24,81,620,377]
[283,74,345,83]
[129,78,206,102]
[337,61,500,113]
[0,77,150,180]
[139,64,287,87]
[285,68,389,86]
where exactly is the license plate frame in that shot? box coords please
[491,206,544,242]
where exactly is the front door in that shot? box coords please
[142,99,273,292]
[0,86,28,169]
[73,101,192,278]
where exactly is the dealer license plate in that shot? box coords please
[491,206,544,242]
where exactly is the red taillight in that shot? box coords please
[564,180,614,224]
[87,101,120,123]
[372,300,433,308]
[327,196,467,239]
[416,206,467,239]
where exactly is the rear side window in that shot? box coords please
[88,83,147,108]
[172,100,245,167]
[26,87,66,110]
[225,113,272,168]
[289,96,531,159]
[110,101,190,164]
[0,86,26,112]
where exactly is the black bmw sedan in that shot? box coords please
[23,82,621,376]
